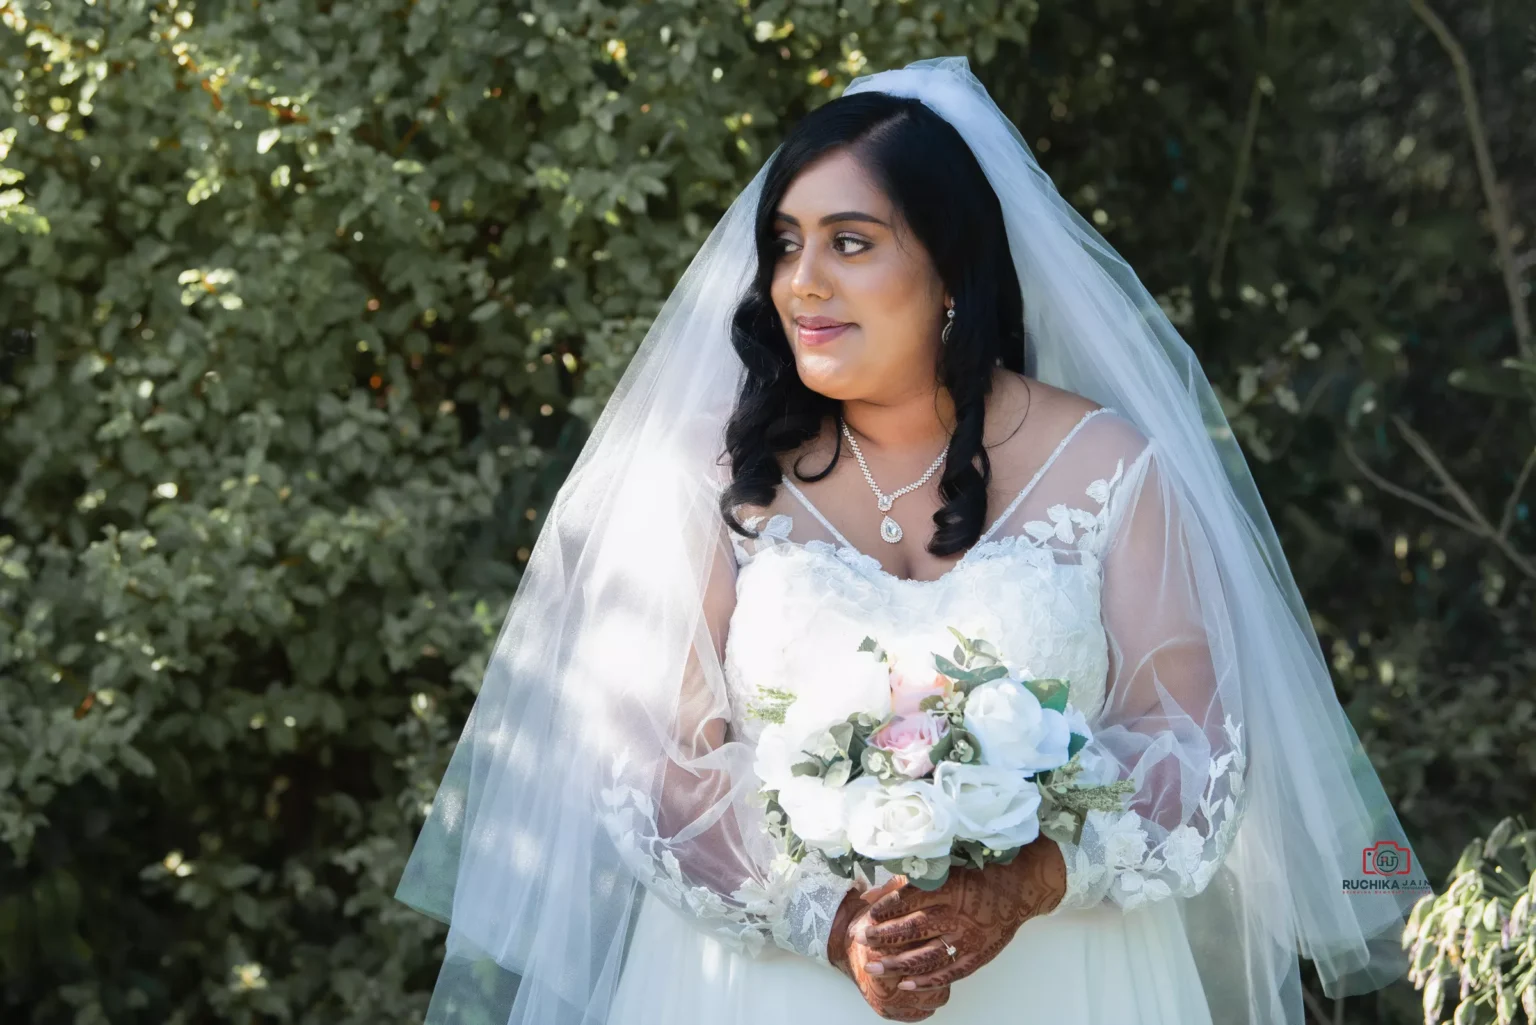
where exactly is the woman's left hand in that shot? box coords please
[856,837,1068,993]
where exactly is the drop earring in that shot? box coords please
[941,303,955,345]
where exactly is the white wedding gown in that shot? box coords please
[607,408,1222,1024]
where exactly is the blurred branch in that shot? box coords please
[1208,0,1278,294]
[1208,74,1263,294]
[1342,436,1480,533]
[394,94,444,156]
[1300,985,1328,1024]
[1407,0,1533,359]
[1498,445,1536,537]
[1344,417,1536,580]
[1299,984,1345,1025]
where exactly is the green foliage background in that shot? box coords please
[1,0,1532,1022]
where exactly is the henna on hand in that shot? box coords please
[859,838,1068,993]
[827,888,865,979]
[829,878,952,1020]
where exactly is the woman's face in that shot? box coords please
[769,149,949,402]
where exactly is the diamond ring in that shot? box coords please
[944,943,958,960]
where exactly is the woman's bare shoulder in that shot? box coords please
[1019,372,1101,413]
[986,373,1148,487]
[986,372,1103,444]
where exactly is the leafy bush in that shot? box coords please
[1405,817,1536,1024]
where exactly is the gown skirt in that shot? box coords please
[608,887,1215,1024]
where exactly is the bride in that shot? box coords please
[395,57,1428,1024]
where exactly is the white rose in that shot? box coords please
[882,632,953,687]
[963,678,1071,773]
[775,776,853,857]
[1075,744,1120,786]
[752,722,808,792]
[1063,704,1094,744]
[782,648,893,740]
[1060,705,1120,785]
[753,650,891,791]
[931,762,1042,850]
[844,777,956,862]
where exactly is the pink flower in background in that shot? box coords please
[871,712,950,779]
[888,656,955,717]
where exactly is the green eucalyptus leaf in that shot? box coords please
[1024,678,1070,714]
[971,638,1003,661]
[1068,732,1088,759]
[823,758,853,788]
[905,866,951,891]
[933,653,970,679]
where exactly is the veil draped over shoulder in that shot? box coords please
[394,56,1429,1025]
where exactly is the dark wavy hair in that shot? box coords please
[717,91,1034,555]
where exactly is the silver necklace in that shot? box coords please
[838,416,949,544]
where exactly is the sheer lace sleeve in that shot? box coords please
[1047,438,1248,914]
[597,511,857,965]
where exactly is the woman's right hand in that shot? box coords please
[828,876,952,1021]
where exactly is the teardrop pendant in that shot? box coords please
[880,515,903,544]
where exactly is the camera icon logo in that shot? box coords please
[1362,840,1412,876]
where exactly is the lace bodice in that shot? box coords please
[724,503,1118,752]
[723,407,1134,750]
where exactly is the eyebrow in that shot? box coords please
[773,210,890,228]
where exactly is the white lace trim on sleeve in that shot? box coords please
[1053,714,1247,913]
[601,754,856,962]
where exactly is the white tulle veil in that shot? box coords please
[394,55,1429,1025]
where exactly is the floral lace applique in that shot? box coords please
[1020,457,1128,556]
[733,449,1146,579]
[599,750,854,964]
[731,513,795,568]
[1055,714,1247,912]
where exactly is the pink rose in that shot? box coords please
[888,657,954,717]
[871,713,950,779]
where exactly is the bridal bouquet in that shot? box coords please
[747,628,1134,891]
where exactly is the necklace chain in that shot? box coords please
[838,416,948,516]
